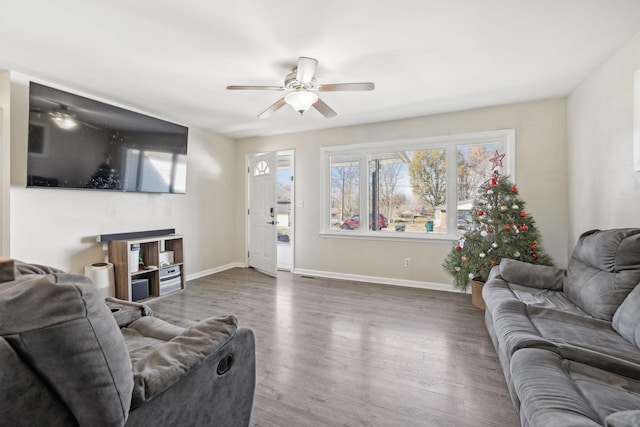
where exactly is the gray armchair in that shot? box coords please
[0,266,255,427]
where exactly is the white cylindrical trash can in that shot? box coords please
[84,262,116,297]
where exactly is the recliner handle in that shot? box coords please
[217,353,234,375]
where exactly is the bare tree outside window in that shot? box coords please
[378,162,403,224]
[330,155,359,230]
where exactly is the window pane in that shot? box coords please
[407,148,447,233]
[330,154,359,231]
[456,143,501,233]
[276,160,292,244]
[368,153,407,232]
[367,149,447,234]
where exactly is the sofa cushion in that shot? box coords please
[488,299,640,379]
[613,284,640,348]
[13,259,64,276]
[0,337,77,426]
[483,268,587,316]
[0,273,134,427]
[604,410,640,427]
[512,348,640,427]
[128,316,185,341]
[565,228,640,321]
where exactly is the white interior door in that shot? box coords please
[249,152,277,276]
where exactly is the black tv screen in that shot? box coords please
[27,82,188,194]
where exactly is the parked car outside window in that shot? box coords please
[339,214,388,230]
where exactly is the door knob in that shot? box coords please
[267,221,275,225]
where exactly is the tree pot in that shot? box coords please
[470,280,486,311]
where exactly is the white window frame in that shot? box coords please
[320,129,515,242]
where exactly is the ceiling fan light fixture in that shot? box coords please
[284,90,318,115]
[51,111,78,130]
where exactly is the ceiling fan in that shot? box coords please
[226,57,375,119]
[30,101,99,130]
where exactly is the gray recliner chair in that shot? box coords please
[0,263,256,427]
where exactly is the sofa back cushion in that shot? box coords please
[0,273,133,427]
[613,284,640,347]
[565,228,640,321]
[0,337,77,426]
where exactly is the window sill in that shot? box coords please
[319,230,457,244]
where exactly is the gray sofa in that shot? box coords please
[483,228,640,427]
[0,262,256,427]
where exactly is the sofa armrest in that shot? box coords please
[499,258,566,290]
[131,314,238,407]
[126,327,256,427]
[605,410,640,427]
[105,297,153,327]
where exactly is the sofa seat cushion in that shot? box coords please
[489,299,640,378]
[565,228,640,321]
[122,314,239,408]
[511,348,640,427]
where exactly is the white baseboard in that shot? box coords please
[188,263,466,294]
[292,268,463,294]
[186,262,245,281]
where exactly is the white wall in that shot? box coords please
[567,31,640,249]
[5,72,239,275]
[0,71,10,256]
[236,98,568,288]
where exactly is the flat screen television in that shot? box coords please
[27,82,188,194]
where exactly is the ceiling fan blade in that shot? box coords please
[318,82,375,91]
[296,57,318,84]
[226,85,285,91]
[313,98,337,118]
[258,97,287,119]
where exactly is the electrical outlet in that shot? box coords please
[404,258,411,267]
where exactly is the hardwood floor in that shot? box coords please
[146,268,520,427]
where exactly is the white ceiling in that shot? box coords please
[2,1,640,139]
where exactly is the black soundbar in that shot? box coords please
[97,229,176,242]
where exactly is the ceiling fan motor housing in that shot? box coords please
[285,71,316,91]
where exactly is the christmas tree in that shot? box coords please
[85,153,122,190]
[443,154,553,291]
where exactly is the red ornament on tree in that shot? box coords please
[519,212,526,217]
[511,186,518,193]
[532,253,539,259]
[530,243,538,250]
[477,210,484,216]
[521,225,529,231]
[455,245,462,251]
